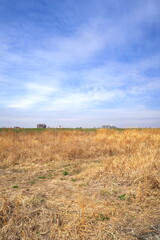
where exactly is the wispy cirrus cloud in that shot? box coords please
[7,83,58,109]
[0,0,160,127]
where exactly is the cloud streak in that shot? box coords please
[0,0,160,127]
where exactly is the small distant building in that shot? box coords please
[14,126,20,129]
[101,124,117,129]
[37,124,46,128]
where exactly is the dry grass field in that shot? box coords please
[0,128,160,240]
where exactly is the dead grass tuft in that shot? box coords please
[0,129,159,239]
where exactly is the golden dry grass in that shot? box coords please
[0,129,160,240]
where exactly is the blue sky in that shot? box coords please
[0,0,160,128]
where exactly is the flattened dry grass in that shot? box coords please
[0,129,160,240]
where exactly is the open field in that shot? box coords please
[0,128,98,132]
[0,128,124,133]
[0,129,160,240]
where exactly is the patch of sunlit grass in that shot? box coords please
[0,128,159,239]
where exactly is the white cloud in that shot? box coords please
[79,54,160,92]
[26,82,57,94]
[32,23,106,66]
[127,78,160,95]
[8,83,58,109]
[0,0,160,127]
[44,88,125,111]
[6,83,125,110]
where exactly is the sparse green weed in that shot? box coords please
[71,178,77,182]
[63,171,69,176]
[38,176,46,179]
[118,194,130,200]
[96,213,110,221]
